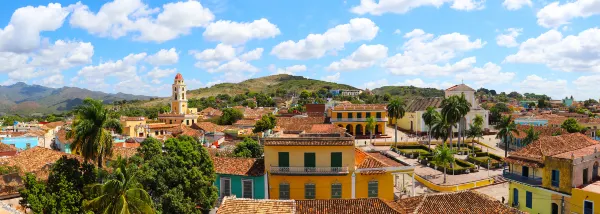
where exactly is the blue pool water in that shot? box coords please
[2,137,39,150]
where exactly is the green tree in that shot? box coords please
[137,136,218,213]
[495,115,519,158]
[253,114,276,134]
[366,116,376,144]
[218,108,244,125]
[422,107,440,149]
[562,118,584,133]
[467,123,483,154]
[432,144,455,183]
[522,125,541,146]
[431,116,450,143]
[233,138,263,158]
[441,94,471,148]
[387,98,406,149]
[528,102,536,109]
[67,98,123,167]
[537,99,548,108]
[84,165,154,214]
[300,90,310,100]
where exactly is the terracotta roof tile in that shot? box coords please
[514,125,565,139]
[264,138,354,146]
[234,119,258,126]
[295,198,403,214]
[212,156,265,176]
[56,129,72,144]
[111,147,137,160]
[332,104,387,111]
[553,144,600,159]
[405,98,443,112]
[508,133,598,164]
[217,196,295,214]
[191,122,228,132]
[42,121,65,129]
[307,124,346,134]
[445,84,475,92]
[0,143,17,152]
[199,107,222,117]
[0,147,82,179]
[113,142,141,148]
[276,117,325,132]
[355,149,405,175]
[171,124,204,138]
[148,123,180,129]
[408,191,524,214]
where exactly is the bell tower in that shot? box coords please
[171,73,188,114]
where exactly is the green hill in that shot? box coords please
[372,86,444,98]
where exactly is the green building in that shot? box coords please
[213,156,267,199]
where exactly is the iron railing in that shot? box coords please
[270,166,349,175]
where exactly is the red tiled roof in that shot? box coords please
[507,133,598,165]
[111,147,137,160]
[199,107,222,116]
[191,122,228,132]
[113,142,140,148]
[56,129,72,144]
[264,138,354,146]
[0,143,17,152]
[172,124,204,138]
[553,144,600,159]
[445,84,475,92]
[234,119,258,126]
[307,124,346,134]
[295,198,403,214]
[0,147,82,178]
[148,123,180,129]
[175,73,183,80]
[212,156,265,176]
[514,125,564,139]
[355,148,405,175]
[276,117,325,132]
[217,197,295,214]
[332,104,387,111]
[407,191,524,214]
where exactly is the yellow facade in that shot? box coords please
[329,109,388,135]
[120,119,146,137]
[268,175,353,199]
[508,181,554,214]
[572,187,600,214]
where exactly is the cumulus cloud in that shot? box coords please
[0,3,73,53]
[147,67,176,83]
[327,44,388,71]
[77,52,147,84]
[322,72,341,82]
[239,48,264,61]
[502,0,532,10]
[146,48,178,66]
[203,18,280,45]
[361,78,453,90]
[504,28,600,72]
[271,18,379,60]
[69,0,214,42]
[350,0,484,15]
[496,28,522,47]
[190,43,237,68]
[536,0,600,28]
[455,62,515,87]
[517,75,568,98]
[382,29,484,76]
[275,65,307,75]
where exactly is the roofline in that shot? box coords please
[356,166,415,172]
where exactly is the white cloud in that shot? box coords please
[146,48,178,66]
[77,52,147,83]
[322,72,341,82]
[34,74,64,87]
[203,18,280,45]
[504,28,600,72]
[69,0,214,42]
[363,79,388,89]
[496,28,522,47]
[536,0,600,28]
[276,65,307,75]
[393,29,402,34]
[502,0,532,10]
[517,75,568,98]
[0,3,72,53]
[271,18,379,60]
[190,43,236,68]
[350,0,484,15]
[573,75,600,99]
[382,29,484,76]
[147,67,176,83]
[239,48,264,61]
[327,44,388,71]
[208,58,259,74]
[455,62,515,86]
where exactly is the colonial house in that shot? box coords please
[329,104,388,136]
[213,156,267,199]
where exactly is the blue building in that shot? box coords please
[213,156,267,199]
[563,97,574,107]
[514,118,548,126]
[1,136,39,150]
[329,89,341,97]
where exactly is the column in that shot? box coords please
[351,172,356,199]
[264,173,269,199]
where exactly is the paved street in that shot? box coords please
[475,182,509,203]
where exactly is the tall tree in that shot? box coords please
[561,118,584,133]
[422,106,439,149]
[67,98,123,167]
[467,124,483,154]
[431,116,450,144]
[522,125,540,146]
[495,115,519,158]
[432,144,455,183]
[387,98,406,149]
[366,116,377,144]
[218,108,244,125]
[440,94,471,149]
[253,114,277,134]
[84,165,154,214]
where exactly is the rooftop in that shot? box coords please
[199,107,222,116]
[120,116,146,121]
[234,119,258,126]
[191,122,229,132]
[295,198,403,214]
[217,197,295,214]
[404,97,443,112]
[306,124,346,134]
[355,149,405,174]
[111,147,138,160]
[506,133,598,167]
[0,147,82,178]
[513,125,565,139]
[0,143,17,153]
[147,123,180,129]
[332,104,387,111]
[276,117,325,132]
[212,156,265,176]
[578,180,600,193]
[445,84,475,92]
[401,191,524,214]
[263,137,354,146]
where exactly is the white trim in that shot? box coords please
[584,200,594,214]
[264,174,269,199]
[241,179,254,199]
[220,177,232,198]
[351,172,356,199]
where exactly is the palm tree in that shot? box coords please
[430,116,451,144]
[467,124,483,155]
[67,98,123,168]
[387,98,406,149]
[473,114,484,127]
[84,165,154,214]
[422,107,439,149]
[495,115,519,158]
[522,125,540,146]
[432,144,455,183]
[440,95,470,149]
[366,116,376,144]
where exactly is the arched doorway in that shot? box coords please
[512,188,519,206]
[551,203,559,214]
[355,124,364,136]
[346,124,353,135]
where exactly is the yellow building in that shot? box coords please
[264,130,414,200]
[504,133,599,214]
[158,73,199,126]
[329,104,388,136]
[119,116,147,137]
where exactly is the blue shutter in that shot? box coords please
[526,191,532,208]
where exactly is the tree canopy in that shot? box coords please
[233,138,263,158]
[561,118,584,133]
[253,114,276,134]
[218,108,244,125]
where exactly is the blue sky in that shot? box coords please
[1,0,600,100]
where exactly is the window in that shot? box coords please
[513,188,519,206]
[376,112,381,118]
[584,168,589,184]
[278,152,289,167]
[155,131,159,136]
[522,166,529,177]
[357,113,362,118]
[366,112,371,118]
[368,180,378,198]
[186,120,190,125]
[220,177,231,198]
[169,120,173,124]
[331,183,342,198]
[348,113,353,119]
[337,113,342,118]
[585,200,594,214]
[305,183,316,199]
[279,183,290,199]
[526,191,532,208]
[26,143,30,149]
[304,153,316,172]
[551,170,560,187]
[331,152,342,168]
[242,179,253,198]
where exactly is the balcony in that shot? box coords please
[503,170,542,186]
[330,117,388,122]
[270,166,349,175]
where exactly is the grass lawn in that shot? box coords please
[399,149,430,154]
[429,160,466,170]
[473,156,501,164]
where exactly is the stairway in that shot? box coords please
[491,175,508,184]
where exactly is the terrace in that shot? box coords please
[269,166,349,175]
[503,169,542,186]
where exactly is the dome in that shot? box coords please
[174,73,183,80]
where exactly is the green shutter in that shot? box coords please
[331,152,342,167]
[279,152,289,167]
[368,181,378,198]
[305,183,316,199]
[331,183,342,198]
[304,153,316,168]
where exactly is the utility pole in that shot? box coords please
[561,196,565,214]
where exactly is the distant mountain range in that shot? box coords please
[0,82,153,115]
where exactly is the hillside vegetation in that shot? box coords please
[372,86,445,98]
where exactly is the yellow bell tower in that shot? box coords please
[171,73,188,114]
